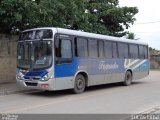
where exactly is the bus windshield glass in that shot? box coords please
[19,29,53,40]
[17,41,52,70]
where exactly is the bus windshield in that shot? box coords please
[17,41,52,70]
[19,29,53,40]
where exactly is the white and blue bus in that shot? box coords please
[16,27,150,93]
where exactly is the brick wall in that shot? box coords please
[0,34,17,83]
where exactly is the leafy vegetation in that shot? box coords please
[126,32,136,40]
[0,0,138,37]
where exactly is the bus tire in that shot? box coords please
[123,71,132,86]
[73,74,86,94]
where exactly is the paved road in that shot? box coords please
[0,71,160,114]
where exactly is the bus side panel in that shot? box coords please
[54,58,127,89]
[87,59,126,86]
[54,58,79,90]
[132,59,150,80]
[54,58,150,90]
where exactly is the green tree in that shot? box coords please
[0,0,38,33]
[84,0,138,36]
[126,32,136,40]
[0,0,138,37]
[0,0,87,33]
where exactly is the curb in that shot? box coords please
[0,82,39,96]
[0,89,39,96]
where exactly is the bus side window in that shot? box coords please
[112,42,118,58]
[55,39,61,58]
[98,40,104,58]
[144,46,148,59]
[61,40,72,59]
[139,45,148,59]
[129,44,138,59]
[89,39,98,58]
[55,39,72,64]
[118,42,129,58]
[139,45,145,59]
[75,38,88,57]
[104,41,112,58]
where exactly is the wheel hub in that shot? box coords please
[77,79,84,89]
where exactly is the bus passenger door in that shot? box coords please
[54,37,76,90]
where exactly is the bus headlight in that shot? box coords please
[16,72,24,80]
[41,74,50,81]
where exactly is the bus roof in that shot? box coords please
[22,27,148,46]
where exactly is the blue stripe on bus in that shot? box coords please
[54,58,79,78]
[54,58,127,78]
[24,70,48,79]
[54,58,150,78]
[139,60,150,72]
[22,59,149,78]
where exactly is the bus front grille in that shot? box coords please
[25,72,42,76]
[25,82,38,86]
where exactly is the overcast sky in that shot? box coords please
[119,0,160,50]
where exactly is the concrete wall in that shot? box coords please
[0,34,17,83]
[150,55,160,69]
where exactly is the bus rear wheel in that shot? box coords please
[73,74,86,94]
[123,71,132,86]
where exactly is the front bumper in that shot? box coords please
[16,78,55,91]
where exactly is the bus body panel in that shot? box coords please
[17,58,149,91]
[54,77,74,90]
[17,77,55,90]
[53,58,149,90]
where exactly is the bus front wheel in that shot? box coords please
[73,74,86,94]
[123,71,132,86]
